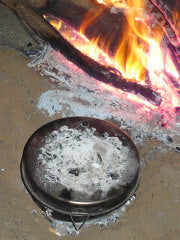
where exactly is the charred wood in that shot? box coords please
[39,0,127,57]
[150,0,180,46]
[45,34,162,105]
[39,0,98,30]
[166,41,180,75]
[1,0,162,106]
[164,71,180,89]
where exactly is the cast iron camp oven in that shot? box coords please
[21,117,140,225]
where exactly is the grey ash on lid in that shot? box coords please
[35,126,139,202]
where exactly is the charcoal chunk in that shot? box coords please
[167,136,173,143]
[69,168,80,176]
[58,143,62,150]
[110,173,119,180]
[97,153,102,163]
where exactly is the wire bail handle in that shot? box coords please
[70,208,89,231]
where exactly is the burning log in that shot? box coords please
[166,40,180,75]
[39,0,100,30]
[1,0,162,106]
[40,17,162,105]
[39,0,127,56]
[39,0,180,54]
[150,0,180,46]
[1,0,127,56]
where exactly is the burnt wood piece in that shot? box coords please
[1,0,162,105]
[40,0,180,53]
[164,71,180,89]
[39,0,99,30]
[150,0,180,46]
[166,41,180,75]
[39,0,127,57]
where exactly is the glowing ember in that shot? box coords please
[43,15,62,30]
[173,0,180,40]
[97,0,129,9]
[43,0,180,125]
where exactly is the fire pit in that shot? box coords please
[2,0,179,125]
[39,0,179,125]
[21,117,140,226]
[0,0,179,238]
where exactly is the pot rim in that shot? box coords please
[20,116,140,215]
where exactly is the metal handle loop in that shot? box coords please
[70,209,89,231]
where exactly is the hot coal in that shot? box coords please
[150,0,180,45]
[175,107,180,114]
[41,28,162,106]
[3,0,180,108]
[2,0,162,106]
[166,42,180,76]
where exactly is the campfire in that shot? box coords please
[30,1,179,231]
[1,0,178,236]
[2,0,179,125]
[40,0,180,126]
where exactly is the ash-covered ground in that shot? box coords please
[30,45,180,153]
[27,44,180,237]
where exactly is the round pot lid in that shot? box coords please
[21,117,140,217]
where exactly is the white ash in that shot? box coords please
[31,46,180,152]
[37,126,138,200]
[45,195,135,237]
[26,0,180,153]
[31,209,37,214]
[26,4,180,237]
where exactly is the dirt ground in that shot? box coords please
[0,3,179,240]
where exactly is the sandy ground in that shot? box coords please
[0,3,179,240]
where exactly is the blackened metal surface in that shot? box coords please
[21,117,140,221]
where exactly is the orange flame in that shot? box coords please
[43,15,62,30]
[43,0,180,117]
[114,1,148,81]
[79,0,166,82]
[97,0,128,8]
[173,0,180,33]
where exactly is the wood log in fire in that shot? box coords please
[39,0,180,53]
[1,0,162,105]
[39,0,128,56]
[39,0,100,30]
[150,0,180,46]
